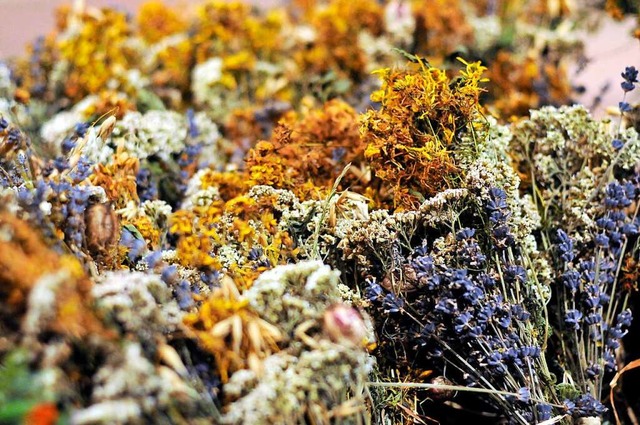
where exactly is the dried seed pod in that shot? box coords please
[84,202,119,256]
[323,304,368,346]
[13,87,30,104]
[157,343,189,377]
[429,376,456,400]
[97,115,117,140]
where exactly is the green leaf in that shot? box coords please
[331,79,352,94]
[408,189,426,203]
[0,400,35,422]
[392,48,424,65]
[123,224,145,240]
[136,89,166,113]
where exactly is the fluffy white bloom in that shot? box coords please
[141,200,172,224]
[39,201,52,216]
[191,57,224,106]
[384,1,415,46]
[39,96,98,148]
[113,110,187,160]
[81,127,116,164]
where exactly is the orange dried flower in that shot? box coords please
[0,213,61,314]
[90,148,140,208]
[294,0,383,79]
[84,91,135,120]
[199,170,250,201]
[361,58,487,209]
[24,402,59,425]
[0,213,111,340]
[486,51,573,118]
[184,275,282,382]
[411,0,474,57]
[245,99,367,200]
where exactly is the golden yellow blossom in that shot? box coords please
[361,58,486,208]
[184,275,283,382]
[137,1,187,44]
[57,7,138,101]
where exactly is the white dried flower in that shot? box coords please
[141,200,172,224]
[192,57,224,105]
[39,201,52,216]
[384,0,415,46]
[113,110,187,160]
[93,271,183,336]
[71,399,142,425]
[22,270,69,337]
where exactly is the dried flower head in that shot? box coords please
[84,201,119,258]
[184,275,283,382]
[361,58,487,208]
[137,0,187,44]
[323,304,368,346]
[246,99,367,200]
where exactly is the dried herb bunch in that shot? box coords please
[361,58,488,209]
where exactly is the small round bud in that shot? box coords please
[323,304,368,346]
[429,376,455,400]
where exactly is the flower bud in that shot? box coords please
[323,304,368,346]
[97,115,117,140]
[429,376,455,400]
[84,202,119,256]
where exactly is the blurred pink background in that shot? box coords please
[0,0,280,58]
[0,0,638,116]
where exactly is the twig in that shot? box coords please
[609,358,640,425]
[310,162,351,260]
[367,381,564,407]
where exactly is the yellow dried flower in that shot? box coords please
[90,148,140,208]
[361,58,487,208]
[57,7,138,101]
[193,1,283,65]
[294,0,383,79]
[137,0,187,44]
[184,275,283,383]
[199,170,250,201]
